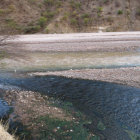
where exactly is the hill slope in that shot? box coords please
[0,0,140,34]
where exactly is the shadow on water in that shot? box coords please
[1,74,140,140]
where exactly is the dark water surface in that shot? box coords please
[0,73,140,140]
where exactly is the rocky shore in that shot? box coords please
[31,67,140,88]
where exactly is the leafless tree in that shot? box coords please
[0,25,16,47]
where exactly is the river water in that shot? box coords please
[1,51,140,71]
[0,72,140,140]
[0,47,140,139]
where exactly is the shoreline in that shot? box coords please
[30,67,140,88]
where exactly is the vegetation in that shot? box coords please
[136,9,140,16]
[117,10,123,15]
[0,122,15,140]
[38,17,47,27]
[37,116,97,140]
[0,0,139,33]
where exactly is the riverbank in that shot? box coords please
[3,89,97,140]
[0,123,15,140]
[31,67,140,88]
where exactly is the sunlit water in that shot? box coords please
[0,51,140,71]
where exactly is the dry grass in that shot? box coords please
[0,123,15,140]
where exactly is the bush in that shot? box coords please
[84,18,90,25]
[70,1,81,9]
[70,18,78,25]
[43,11,55,19]
[5,19,17,29]
[136,9,140,16]
[117,10,123,15]
[81,13,90,19]
[45,27,49,33]
[56,1,62,7]
[97,7,103,13]
[44,0,54,6]
[23,25,41,33]
[104,0,109,4]
[38,17,47,27]
[0,9,5,15]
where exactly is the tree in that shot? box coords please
[0,25,16,47]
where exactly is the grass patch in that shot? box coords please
[23,25,41,34]
[37,115,97,140]
[38,17,47,28]
[97,121,106,131]
[125,130,140,140]
[0,51,8,59]
[117,10,123,15]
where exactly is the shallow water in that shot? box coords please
[1,51,140,71]
[1,73,140,140]
[0,99,10,118]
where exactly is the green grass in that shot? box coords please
[125,130,140,140]
[117,10,123,15]
[97,121,106,131]
[37,116,98,140]
[23,25,41,33]
[38,17,47,27]
[0,51,8,59]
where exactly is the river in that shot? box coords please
[0,32,140,139]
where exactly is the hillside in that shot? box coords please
[0,0,140,34]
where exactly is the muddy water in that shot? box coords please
[1,51,140,71]
[1,73,140,140]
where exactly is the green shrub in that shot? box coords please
[38,17,47,27]
[84,18,90,25]
[136,9,140,16]
[5,19,17,29]
[75,2,81,9]
[43,11,55,19]
[70,18,78,25]
[104,0,109,4]
[56,1,62,7]
[97,7,103,13]
[45,27,49,33]
[44,0,54,6]
[0,9,5,15]
[8,5,16,12]
[23,25,41,33]
[70,1,81,9]
[81,13,90,19]
[71,11,78,17]
[117,10,123,15]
